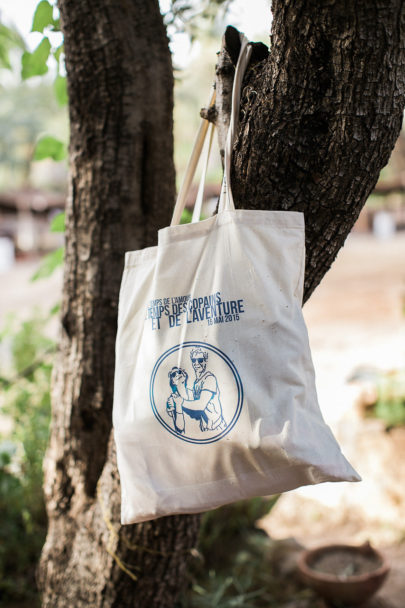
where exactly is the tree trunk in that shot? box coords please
[38,1,200,606]
[39,0,405,606]
[231,0,405,301]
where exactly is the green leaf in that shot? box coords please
[51,17,61,31]
[34,135,66,161]
[50,211,65,232]
[54,74,68,106]
[31,1,54,33]
[180,208,193,224]
[0,23,26,50]
[53,43,64,63]
[21,37,51,80]
[49,303,61,316]
[31,247,64,281]
[0,43,11,70]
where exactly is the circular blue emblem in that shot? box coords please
[150,341,243,444]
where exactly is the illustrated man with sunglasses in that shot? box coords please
[167,348,227,433]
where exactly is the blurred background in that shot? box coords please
[0,1,404,607]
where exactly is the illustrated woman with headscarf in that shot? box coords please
[166,367,187,434]
[169,348,227,433]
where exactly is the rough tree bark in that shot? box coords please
[39,0,200,606]
[39,0,405,606]
[232,0,405,302]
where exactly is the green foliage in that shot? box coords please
[375,400,405,427]
[0,23,26,71]
[176,496,318,608]
[0,313,54,605]
[177,495,321,607]
[0,80,68,190]
[197,497,279,562]
[53,43,64,64]
[179,207,207,225]
[20,0,68,123]
[50,211,65,232]
[31,0,59,34]
[31,246,64,281]
[21,36,51,80]
[373,370,405,428]
[180,208,194,224]
[34,134,67,161]
[54,73,68,106]
[165,0,232,40]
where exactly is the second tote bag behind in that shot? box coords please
[113,34,360,525]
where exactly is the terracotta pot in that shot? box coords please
[297,542,389,606]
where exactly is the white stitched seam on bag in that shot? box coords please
[159,225,305,248]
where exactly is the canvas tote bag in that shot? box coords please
[113,34,360,525]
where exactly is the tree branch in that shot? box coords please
[231,2,405,302]
[214,26,269,164]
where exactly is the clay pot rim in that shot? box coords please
[298,543,390,584]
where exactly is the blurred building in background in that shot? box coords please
[0,187,65,271]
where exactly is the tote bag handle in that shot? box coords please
[170,90,216,227]
[219,34,252,213]
[170,33,252,226]
[191,121,215,223]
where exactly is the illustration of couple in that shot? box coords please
[166,348,227,435]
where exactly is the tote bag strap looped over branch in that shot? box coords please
[219,35,252,213]
[191,120,215,224]
[170,32,252,226]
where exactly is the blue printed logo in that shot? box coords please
[150,342,243,444]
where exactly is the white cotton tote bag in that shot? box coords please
[113,34,360,525]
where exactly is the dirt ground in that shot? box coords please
[261,232,405,608]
